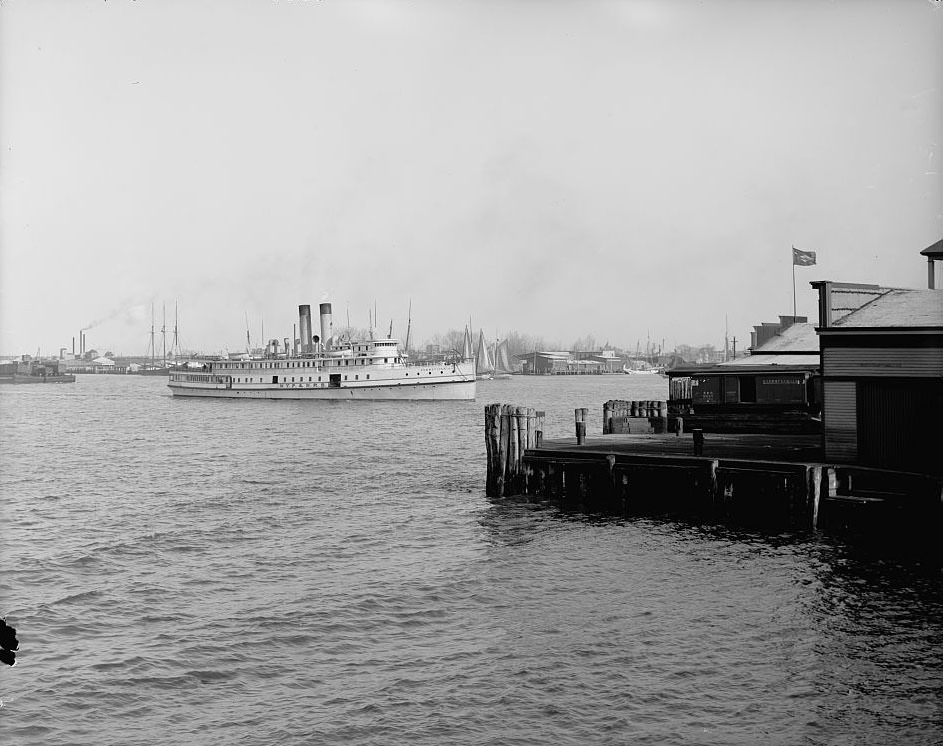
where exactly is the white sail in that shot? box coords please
[462,326,474,362]
[494,339,514,377]
[476,331,495,379]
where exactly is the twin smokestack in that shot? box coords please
[297,303,332,353]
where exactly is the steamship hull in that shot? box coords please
[168,377,476,400]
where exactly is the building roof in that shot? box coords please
[668,360,818,377]
[920,238,943,259]
[514,351,571,361]
[828,284,895,323]
[719,353,820,368]
[750,322,819,354]
[831,289,943,328]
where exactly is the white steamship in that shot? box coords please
[168,303,477,400]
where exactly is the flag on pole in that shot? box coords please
[792,247,817,266]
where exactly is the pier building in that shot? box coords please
[813,266,943,476]
[667,317,821,434]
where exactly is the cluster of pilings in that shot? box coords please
[484,404,544,497]
[603,399,669,434]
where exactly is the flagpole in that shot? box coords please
[791,245,797,320]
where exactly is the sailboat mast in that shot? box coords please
[162,303,167,366]
[150,303,156,367]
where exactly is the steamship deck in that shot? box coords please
[168,302,476,401]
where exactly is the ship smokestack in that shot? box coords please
[298,305,313,354]
[319,303,333,351]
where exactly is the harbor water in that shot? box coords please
[2,375,941,745]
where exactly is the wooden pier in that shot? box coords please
[485,402,943,534]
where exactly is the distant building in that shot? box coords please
[813,242,943,474]
[516,350,619,375]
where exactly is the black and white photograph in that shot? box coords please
[1,0,941,743]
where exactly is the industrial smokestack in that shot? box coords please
[319,303,333,351]
[73,336,75,355]
[299,305,313,354]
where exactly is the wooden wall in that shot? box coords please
[823,380,857,462]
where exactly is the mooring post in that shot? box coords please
[575,407,587,445]
[535,410,545,448]
[692,428,704,456]
[484,404,496,496]
[603,400,612,434]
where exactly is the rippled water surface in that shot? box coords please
[2,375,942,745]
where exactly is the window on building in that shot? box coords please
[739,376,757,403]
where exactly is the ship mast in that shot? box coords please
[245,311,251,353]
[170,302,181,360]
[403,299,412,357]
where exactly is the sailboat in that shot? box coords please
[475,331,495,380]
[623,338,662,375]
[492,338,514,379]
[462,326,475,365]
[622,360,659,374]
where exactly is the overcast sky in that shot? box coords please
[1,0,940,357]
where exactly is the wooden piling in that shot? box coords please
[484,404,495,495]
[575,407,587,445]
[497,404,510,496]
[692,428,704,456]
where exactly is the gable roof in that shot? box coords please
[831,289,943,328]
